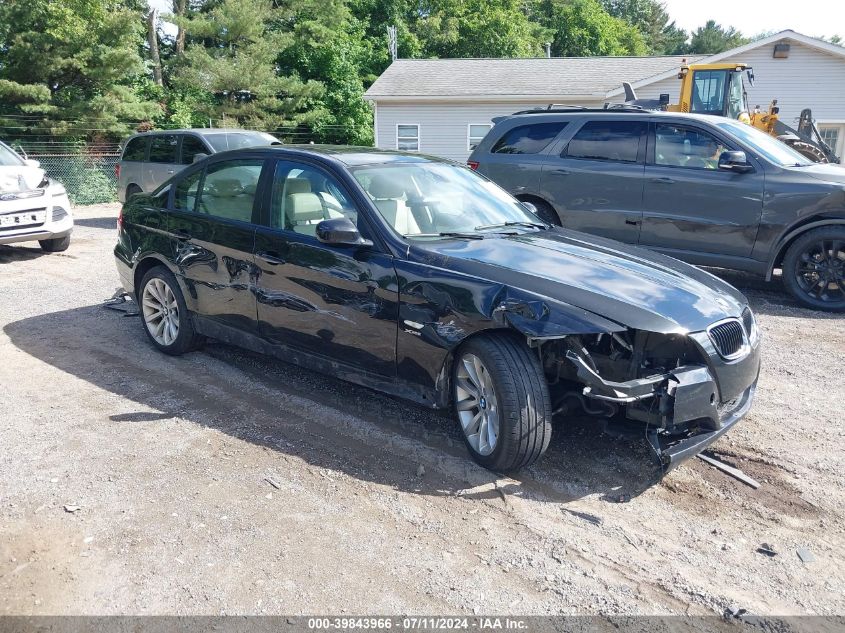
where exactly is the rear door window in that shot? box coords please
[174,169,203,212]
[180,135,209,165]
[491,122,568,154]
[122,137,148,161]
[565,120,646,163]
[148,134,179,164]
[196,159,264,223]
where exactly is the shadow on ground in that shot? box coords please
[0,244,45,263]
[5,303,663,508]
[73,216,118,230]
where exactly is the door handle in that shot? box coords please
[167,170,175,174]
[651,177,675,184]
[256,251,286,265]
[551,168,570,175]
[171,230,191,240]
[625,219,641,226]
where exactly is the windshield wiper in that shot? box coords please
[475,221,548,231]
[406,232,485,240]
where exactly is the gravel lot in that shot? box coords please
[1,203,843,616]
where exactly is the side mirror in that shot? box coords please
[316,217,372,247]
[192,153,209,164]
[718,150,753,173]
[24,158,41,169]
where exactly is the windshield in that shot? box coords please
[350,162,543,238]
[716,120,813,166]
[726,72,746,120]
[690,70,727,115]
[0,142,25,167]
[204,131,279,152]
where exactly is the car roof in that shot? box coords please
[125,128,276,139]
[209,144,453,168]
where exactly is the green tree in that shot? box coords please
[416,0,549,58]
[0,0,160,138]
[536,0,647,57]
[165,0,324,130]
[688,20,748,54]
[600,0,687,54]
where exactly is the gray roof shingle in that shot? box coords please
[365,55,704,98]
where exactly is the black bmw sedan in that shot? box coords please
[115,145,762,472]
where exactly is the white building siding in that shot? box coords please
[375,100,602,162]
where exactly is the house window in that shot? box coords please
[819,126,840,154]
[468,124,492,151]
[397,124,419,151]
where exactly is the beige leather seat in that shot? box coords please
[204,177,254,221]
[367,175,419,235]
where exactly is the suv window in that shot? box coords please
[270,161,359,235]
[196,159,263,223]
[122,137,148,161]
[180,135,208,165]
[175,169,202,212]
[148,134,178,164]
[565,120,645,163]
[491,122,567,154]
[655,124,730,170]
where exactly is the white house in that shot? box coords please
[364,30,845,162]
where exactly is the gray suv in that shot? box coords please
[468,109,845,311]
[117,129,278,202]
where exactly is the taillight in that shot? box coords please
[115,163,121,179]
[467,161,479,171]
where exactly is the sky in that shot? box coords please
[149,0,845,41]
[661,0,845,40]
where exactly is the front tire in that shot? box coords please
[139,266,201,354]
[39,235,70,252]
[782,226,845,311]
[452,333,552,472]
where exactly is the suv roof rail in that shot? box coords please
[509,104,654,116]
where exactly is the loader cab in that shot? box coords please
[672,64,753,124]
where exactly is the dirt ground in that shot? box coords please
[1,203,843,616]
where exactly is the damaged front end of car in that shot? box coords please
[511,307,762,470]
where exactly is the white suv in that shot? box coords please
[0,141,73,252]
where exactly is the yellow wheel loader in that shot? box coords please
[622,62,839,163]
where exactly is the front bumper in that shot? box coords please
[0,188,73,246]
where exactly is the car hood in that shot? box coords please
[0,165,45,194]
[794,163,845,185]
[414,229,748,334]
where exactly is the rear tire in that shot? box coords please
[784,140,828,163]
[138,266,201,354]
[521,198,561,226]
[782,226,845,312]
[452,333,552,472]
[125,184,142,199]
[39,235,70,252]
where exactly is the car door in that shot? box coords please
[539,118,646,243]
[166,157,267,332]
[639,121,764,259]
[252,158,398,377]
[145,134,179,192]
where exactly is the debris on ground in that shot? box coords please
[757,543,777,557]
[416,464,425,477]
[698,453,761,489]
[264,476,281,490]
[796,547,816,563]
[63,505,81,513]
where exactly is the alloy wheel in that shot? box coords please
[142,277,180,346]
[455,353,499,456]
[794,239,845,304]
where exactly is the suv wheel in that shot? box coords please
[521,198,560,226]
[139,267,201,354]
[452,334,552,472]
[126,184,142,199]
[782,226,845,311]
[39,235,70,252]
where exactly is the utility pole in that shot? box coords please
[387,25,398,62]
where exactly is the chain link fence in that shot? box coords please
[18,143,121,206]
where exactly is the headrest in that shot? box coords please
[208,178,242,197]
[368,174,405,199]
[286,192,323,222]
[285,178,311,194]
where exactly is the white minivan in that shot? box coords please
[116,129,279,202]
[0,141,73,252]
